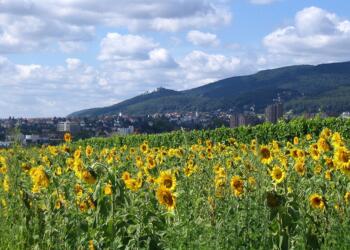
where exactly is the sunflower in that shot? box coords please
[306,134,312,141]
[325,170,332,181]
[294,160,306,176]
[82,170,97,185]
[74,149,82,159]
[248,176,256,187]
[85,145,93,158]
[290,148,299,159]
[157,170,176,191]
[104,182,113,195]
[147,155,156,169]
[344,192,350,204]
[313,164,322,175]
[124,178,142,192]
[320,128,332,139]
[75,184,83,198]
[309,147,320,161]
[64,133,71,143]
[3,175,9,192]
[230,175,244,197]
[270,166,286,184]
[293,137,299,145]
[156,187,176,210]
[309,193,325,209]
[334,147,350,170]
[317,138,330,153]
[260,146,273,165]
[121,171,130,182]
[140,143,149,154]
[29,166,50,193]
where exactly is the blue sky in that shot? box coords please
[1,0,350,118]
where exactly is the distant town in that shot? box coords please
[1,101,350,148]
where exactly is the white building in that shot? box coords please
[340,112,350,119]
[117,126,134,135]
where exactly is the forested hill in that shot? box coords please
[69,61,350,117]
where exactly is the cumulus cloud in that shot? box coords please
[263,6,350,64]
[179,50,242,87]
[98,33,158,61]
[187,30,220,46]
[0,30,250,117]
[0,56,111,117]
[0,0,231,53]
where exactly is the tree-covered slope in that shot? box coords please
[69,61,350,117]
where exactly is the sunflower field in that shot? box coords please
[1,121,350,249]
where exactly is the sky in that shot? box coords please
[1,0,350,118]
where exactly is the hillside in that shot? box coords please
[69,61,350,117]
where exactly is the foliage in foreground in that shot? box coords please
[1,125,350,248]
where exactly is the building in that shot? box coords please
[340,112,350,119]
[229,114,240,128]
[230,113,261,128]
[57,121,81,134]
[265,103,283,123]
[117,126,134,135]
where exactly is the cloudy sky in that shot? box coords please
[1,0,350,118]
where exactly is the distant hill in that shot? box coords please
[69,61,350,117]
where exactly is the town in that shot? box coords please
[1,102,350,148]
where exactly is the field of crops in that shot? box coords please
[1,119,350,249]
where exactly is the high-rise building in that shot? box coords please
[229,114,240,128]
[230,113,260,128]
[57,121,81,134]
[265,103,283,123]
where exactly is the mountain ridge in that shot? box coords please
[69,61,350,117]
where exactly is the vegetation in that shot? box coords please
[77,117,350,148]
[1,119,350,249]
[70,61,350,117]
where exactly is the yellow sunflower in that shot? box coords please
[85,145,93,158]
[104,182,113,195]
[309,193,325,210]
[294,160,306,176]
[147,155,156,169]
[82,170,97,185]
[230,175,244,197]
[156,187,176,210]
[270,166,286,184]
[140,143,149,154]
[260,146,273,165]
[293,137,299,145]
[157,170,176,191]
[344,192,350,204]
[317,138,330,153]
[64,133,71,143]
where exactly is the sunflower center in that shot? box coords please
[163,193,174,205]
[261,148,270,158]
[164,179,173,188]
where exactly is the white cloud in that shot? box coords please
[0,0,231,53]
[179,50,242,87]
[98,33,158,61]
[66,58,82,70]
[187,30,220,46]
[263,6,350,64]
[0,31,251,117]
